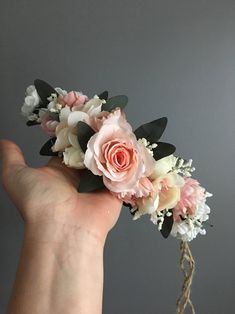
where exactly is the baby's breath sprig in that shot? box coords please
[47,93,63,113]
[138,138,158,156]
[172,157,195,177]
[151,209,173,231]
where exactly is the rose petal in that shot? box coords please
[67,111,89,128]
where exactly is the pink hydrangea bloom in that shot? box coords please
[173,178,205,222]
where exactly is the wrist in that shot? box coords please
[7,220,105,314]
[24,220,106,254]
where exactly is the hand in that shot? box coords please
[0,139,122,242]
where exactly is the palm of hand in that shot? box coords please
[1,141,122,239]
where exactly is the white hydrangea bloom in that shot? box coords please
[21,85,40,121]
[171,196,212,242]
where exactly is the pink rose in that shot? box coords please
[58,91,88,109]
[84,109,155,193]
[173,178,205,222]
[114,176,154,207]
[41,114,59,137]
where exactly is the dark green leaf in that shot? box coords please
[123,202,132,210]
[26,120,41,126]
[40,137,58,156]
[153,142,176,160]
[101,95,128,112]
[179,215,186,221]
[77,121,95,152]
[98,90,108,101]
[123,202,138,217]
[160,210,174,239]
[123,202,133,211]
[134,117,167,143]
[78,170,105,193]
[34,79,58,108]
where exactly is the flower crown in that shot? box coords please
[21,79,212,242]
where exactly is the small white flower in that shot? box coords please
[47,95,62,113]
[137,138,158,156]
[21,85,40,120]
[172,157,195,177]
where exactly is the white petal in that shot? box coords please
[67,111,89,128]
[26,85,35,94]
[55,87,67,96]
[68,132,79,148]
[59,106,71,122]
[63,146,85,169]
[137,193,159,216]
[150,155,177,179]
[24,95,35,107]
[82,97,103,116]
[55,121,67,136]
[52,128,70,151]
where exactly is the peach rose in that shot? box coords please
[84,109,155,193]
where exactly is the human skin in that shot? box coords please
[0,139,122,314]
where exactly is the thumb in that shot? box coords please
[0,140,26,176]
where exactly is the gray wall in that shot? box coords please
[1,0,234,313]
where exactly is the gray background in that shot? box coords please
[0,0,234,313]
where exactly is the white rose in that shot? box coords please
[149,154,177,180]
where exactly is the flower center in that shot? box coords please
[103,140,134,172]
